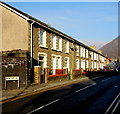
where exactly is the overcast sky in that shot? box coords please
[7,2,118,50]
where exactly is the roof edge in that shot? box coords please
[0,1,106,57]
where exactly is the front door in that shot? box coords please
[38,55,45,83]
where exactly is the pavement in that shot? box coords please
[1,77,89,102]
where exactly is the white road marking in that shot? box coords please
[114,85,118,88]
[104,92,120,114]
[75,83,96,93]
[112,99,120,113]
[101,78,111,82]
[27,99,60,114]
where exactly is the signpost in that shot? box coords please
[5,76,19,89]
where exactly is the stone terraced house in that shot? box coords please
[0,1,107,89]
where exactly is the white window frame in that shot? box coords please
[64,57,70,70]
[52,54,62,74]
[51,34,56,50]
[81,59,86,70]
[83,48,85,58]
[91,52,94,60]
[39,29,46,47]
[80,46,85,58]
[76,45,79,57]
[94,62,97,69]
[58,37,62,51]
[94,53,97,60]
[80,46,82,57]
[38,52,47,68]
[76,59,79,69]
[86,49,88,58]
[92,61,94,69]
[56,55,62,69]
[86,60,89,68]
[65,40,69,53]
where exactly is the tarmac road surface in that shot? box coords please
[2,75,120,114]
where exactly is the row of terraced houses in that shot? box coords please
[0,2,108,89]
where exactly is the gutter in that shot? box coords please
[30,21,35,69]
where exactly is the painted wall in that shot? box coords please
[2,6,28,51]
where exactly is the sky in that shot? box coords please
[7,2,118,50]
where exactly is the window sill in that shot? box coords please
[65,52,69,54]
[51,48,57,51]
[58,50,62,52]
[39,45,48,49]
[51,48,62,52]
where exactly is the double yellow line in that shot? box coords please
[1,78,88,104]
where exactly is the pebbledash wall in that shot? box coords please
[1,2,107,89]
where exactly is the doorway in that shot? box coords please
[38,53,47,83]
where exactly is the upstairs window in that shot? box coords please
[83,48,85,58]
[86,49,88,58]
[80,47,85,58]
[65,40,69,53]
[39,29,46,47]
[76,45,79,56]
[57,36,62,51]
[94,53,97,60]
[51,34,56,50]
[91,52,94,60]
[51,35,62,51]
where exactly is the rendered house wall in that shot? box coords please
[1,6,29,51]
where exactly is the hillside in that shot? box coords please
[99,36,120,58]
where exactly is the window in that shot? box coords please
[64,57,69,69]
[57,37,62,51]
[94,62,97,69]
[56,56,62,69]
[80,47,85,58]
[76,45,79,56]
[52,55,62,74]
[83,48,85,58]
[81,59,85,70]
[86,49,88,58]
[51,34,56,50]
[39,29,46,47]
[51,35,62,51]
[38,53,47,68]
[91,52,94,60]
[65,40,69,53]
[96,54,98,61]
[38,53,47,74]
[92,62,94,69]
[76,59,79,69]
[86,60,89,68]
[94,53,97,60]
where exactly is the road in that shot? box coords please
[2,75,120,114]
